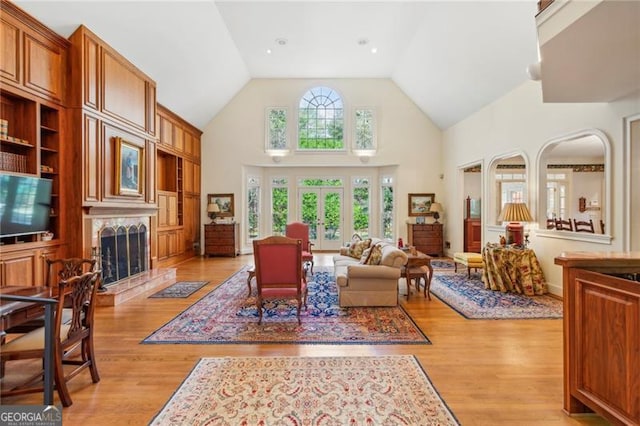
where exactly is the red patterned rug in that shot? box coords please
[149,355,459,425]
[143,266,429,345]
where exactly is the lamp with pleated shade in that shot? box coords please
[429,202,443,223]
[498,202,533,246]
[207,203,220,223]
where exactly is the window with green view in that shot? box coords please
[298,87,344,150]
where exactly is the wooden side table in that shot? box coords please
[401,250,433,299]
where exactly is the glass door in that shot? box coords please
[298,188,343,250]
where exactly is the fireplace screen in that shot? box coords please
[99,223,148,285]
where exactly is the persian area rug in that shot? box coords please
[431,258,455,270]
[149,281,209,298]
[143,266,429,345]
[430,272,563,320]
[149,355,460,426]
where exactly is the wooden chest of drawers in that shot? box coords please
[408,223,443,257]
[204,223,238,257]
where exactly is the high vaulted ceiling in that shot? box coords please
[14,1,540,131]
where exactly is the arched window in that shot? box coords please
[298,86,344,150]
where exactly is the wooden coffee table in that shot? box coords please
[401,250,433,299]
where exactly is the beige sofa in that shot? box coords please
[333,238,408,307]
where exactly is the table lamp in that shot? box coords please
[429,202,443,223]
[498,202,533,246]
[207,203,220,223]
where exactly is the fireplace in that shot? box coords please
[91,217,150,287]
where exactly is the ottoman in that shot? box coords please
[453,252,483,278]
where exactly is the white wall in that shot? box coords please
[201,78,443,253]
[443,81,640,295]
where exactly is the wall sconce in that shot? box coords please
[207,203,220,223]
[429,202,443,223]
[266,149,288,163]
[498,202,533,246]
[353,149,375,164]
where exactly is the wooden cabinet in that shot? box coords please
[154,104,201,268]
[407,223,443,257]
[0,243,61,287]
[1,2,69,102]
[464,218,482,253]
[0,3,66,250]
[204,223,238,257]
[554,253,640,426]
[157,191,178,227]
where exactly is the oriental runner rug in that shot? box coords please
[143,266,429,345]
[430,272,563,319]
[149,355,460,426]
[148,281,209,298]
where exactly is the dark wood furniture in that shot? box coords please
[0,286,50,332]
[572,218,595,233]
[0,289,57,406]
[2,271,102,407]
[401,250,433,299]
[407,223,443,257]
[555,218,574,231]
[554,252,640,426]
[4,258,96,334]
[464,196,481,253]
[204,223,238,257]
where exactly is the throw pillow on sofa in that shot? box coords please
[363,243,383,265]
[359,248,371,264]
[349,238,371,259]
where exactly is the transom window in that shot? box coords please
[298,86,344,150]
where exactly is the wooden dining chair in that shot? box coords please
[555,218,574,231]
[600,219,605,234]
[546,219,556,230]
[4,258,97,335]
[573,218,595,233]
[252,236,308,325]
[285,222,315,275]
[1,270,102,407]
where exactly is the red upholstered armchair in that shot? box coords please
[285,222,314,275]
[252,235,308,325]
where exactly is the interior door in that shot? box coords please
[298,188,343,250]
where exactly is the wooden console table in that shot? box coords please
[481,243,546,295]
[554,252,640,425]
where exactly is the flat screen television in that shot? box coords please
[0,174,53,238]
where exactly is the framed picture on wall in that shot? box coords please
[408,193,435,216]
[115,137,144,196]
[208,193,234,218]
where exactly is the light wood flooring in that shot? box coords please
[2,254,609,425]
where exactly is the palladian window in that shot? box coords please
[298,86,344,150]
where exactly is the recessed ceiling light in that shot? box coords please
[370,47,378,54]
[275,38,287,46]
[266,48,272,54]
